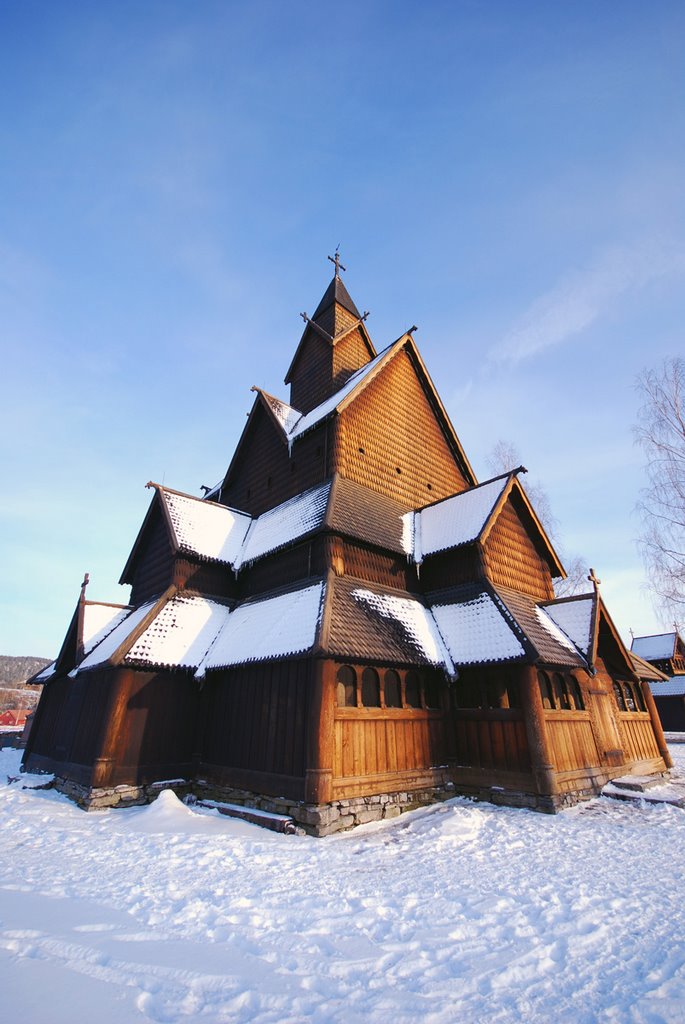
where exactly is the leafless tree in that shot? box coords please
[635,357,685,616]
[486,441,588,597]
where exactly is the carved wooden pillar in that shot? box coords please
[305,659,335,804]
[642,681,673,769]
[519,664,558,797]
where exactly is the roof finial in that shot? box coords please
[327,246,346,278]
[80,572,90,601]
[588,567,601,592]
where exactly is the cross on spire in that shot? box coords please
[588,567,602,590]
[327,248,346,277]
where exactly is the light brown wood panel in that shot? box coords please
[618,714,660,762]
[544,714,600,772]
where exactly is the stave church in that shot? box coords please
[24,257,672,834]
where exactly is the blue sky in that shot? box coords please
[1,1,684,656]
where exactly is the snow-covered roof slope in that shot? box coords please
[199,582,324,673]
[33,660,57,682]
[126,595,231,671]
[631,634,677,661]
[534,606,583,657]
[351,587,455,674]
[238,482,331,566]
[288,345,394,442]
[261,392,301,434]
[82,603,132,657]
[541,596,595,657]
[412,477,508,562]
[431,591,525,665]
[649,676,685,696]
[156,483,331,571]
[77,602,156,672]
[163,490,251,565]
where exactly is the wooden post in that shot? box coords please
[91,668,132,788]
[642,681,673,770]
[519,664,558,797]
[304,659,334,804]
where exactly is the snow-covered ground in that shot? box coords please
[1,747,684,1024]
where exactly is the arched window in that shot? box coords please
[538,671,553,710]
[361,667,380,708]
[567,676,584,711]
[336,665,357,707]
[405,670,422,708]
[553,673,569,710]
[633,682,647,712]
[623,682,637,712]
[612,681,627,711]
[384,670,402,708]
[424,677,441,709]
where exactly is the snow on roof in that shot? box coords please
[631,634,677,661]
[77,602,156,672]
[534,606,582,657]
[351,588,455,674]
[82,604,132,657]
[33,661,57,682]
[238,482,331,566]
[199,582,324,673]
[431,592,525,665]
[126,595,231,670]
[163,490,251,565]
[541,596,595,657]
[412,477,508,562]
[288,345,393,442]
[649,676,685,696]
[261,393,301,434]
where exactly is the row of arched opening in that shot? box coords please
[538,671,585,712]
[336,665,443,710]
[613,679,647,713]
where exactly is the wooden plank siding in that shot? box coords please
[129,512,175,605]
[543,712,601,772]
[199,660,311,795]
[483,497,555,600]
[617,713,661,763]
[221,403,329,517]
[334,349,471,508]
[453,710,531,773]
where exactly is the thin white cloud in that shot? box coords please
[493,238,685,364]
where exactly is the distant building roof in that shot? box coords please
[649,676,685,697]
[631,633,677,661]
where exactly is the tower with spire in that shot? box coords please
[23,258,671,833]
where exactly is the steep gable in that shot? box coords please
[332,340,475,506]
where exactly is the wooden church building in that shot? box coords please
[24,259,672,834]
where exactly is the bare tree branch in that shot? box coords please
[635,357,685,616]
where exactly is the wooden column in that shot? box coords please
[304,659,335,804]
[91,668,132,788]
[642,681,673,769]
[519,664,558,797]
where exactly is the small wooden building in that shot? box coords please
[24,262,672,833]
[631,632,685,732]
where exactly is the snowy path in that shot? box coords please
[1,747,685,1023]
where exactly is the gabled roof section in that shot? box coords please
[540,592,597,659]
[409,471,564,577]
[490,584,588,668]
[410,474,511,562]
[630,652,669,682]
[631,633,678,661]
[163,486,251,565]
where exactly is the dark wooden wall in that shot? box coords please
[199,659,311,800]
